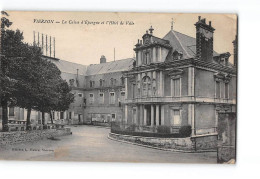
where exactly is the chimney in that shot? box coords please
[100,55,106,64]
[195,16,215,61]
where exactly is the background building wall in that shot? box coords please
[195,68,215,98]
[195,104,216,130]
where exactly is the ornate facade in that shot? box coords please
[123,17,236,136]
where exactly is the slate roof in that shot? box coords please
[86,58,135,76]
[50,59,87,75]
[163,30,219,59]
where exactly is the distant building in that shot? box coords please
[0,55,133,127]
[84,57,134,125]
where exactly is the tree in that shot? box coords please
[10,44,44,130]
[51,79,74,124]
[31,60,74,127]
[1,11,25,131]
[1,11,74,131]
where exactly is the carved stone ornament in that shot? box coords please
[166,68,183,79]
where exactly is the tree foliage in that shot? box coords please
[1,11,74,131]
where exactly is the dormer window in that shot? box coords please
[121,76,125,85]
[100,79,105,87]
[110,78,116,86]
[90,80,95,88]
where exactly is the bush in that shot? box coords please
[125,124,136,132]
[179,125,192,137]
[157,125,171,134]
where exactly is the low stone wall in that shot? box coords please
[109,132,218,152]
[191,134,218,151]
[109,133,193,151]
[0,128,72,146]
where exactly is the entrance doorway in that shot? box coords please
[144,105,151,126]
[78,114,82,124]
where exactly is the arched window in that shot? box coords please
[142,76,151,96]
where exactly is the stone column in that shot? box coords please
[71,111,74,124]
[151,105,154,126]
[159,47,162,62]
[159,71,164,96]
[140,105,144,125]
[156,105,160,126]
[188,67,195,97]
[135,105,139,125]
[188,104,195,136]
[161,105,164,125]
[215,109,219,132]
[125,77,128,99]
[144,106,147,126]
[64,111,67,119]
[125,105,128,123]
[152,47,156,62]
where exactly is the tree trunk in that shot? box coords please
[49,111,53,124]
[1,99,8,132]
[26,108,31,130]
[42,112,45,127]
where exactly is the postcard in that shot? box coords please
[0,11,237,163]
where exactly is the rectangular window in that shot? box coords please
[172,78,180,96]
[69,112,72,119]
[110,92,115,104]
[156,47,159,61]
[120,91,125,102]
[78,93,83,97]
[225,83,229,99]
[133,84,136,98]
[111,114,116,121]
[172,109,181,126]
[121,77,125,85]
[90,81,95,88]
[9,107,15,116]
[100,79,105,87]
[216,81,220,98]
[60,112,64,119]
[89,93,94,104]
[99,93,104,104]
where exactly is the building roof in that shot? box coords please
[163,30,219,59]
[86,58,135,76]
[51,59,87,75]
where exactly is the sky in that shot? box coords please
[6,11,237,65]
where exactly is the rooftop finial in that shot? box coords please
[171,18,174,31]
[149,26,154,35]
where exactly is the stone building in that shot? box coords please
[122,16,236,136]
[0,55,133,127]
[0,16,236,135]
[84,56,134,125]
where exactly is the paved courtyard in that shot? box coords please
[0,126,217,163]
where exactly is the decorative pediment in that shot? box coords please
[166,68,183,79]
[224,74,232,83]
[216,105,232,112]
[214,72,232,82]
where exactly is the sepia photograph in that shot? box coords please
[0,11,237,164]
